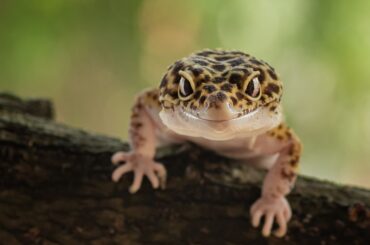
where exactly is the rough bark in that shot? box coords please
[0,94,369,245]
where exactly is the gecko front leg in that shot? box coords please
[112,89,167,193]
[251,123,302,237]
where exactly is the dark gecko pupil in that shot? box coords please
[246,80,256,97]
[180,79,193,97]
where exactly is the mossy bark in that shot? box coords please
[0,93,369,245]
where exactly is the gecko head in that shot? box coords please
[158,49,283,141]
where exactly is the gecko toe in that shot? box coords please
[147,171,160,189]
[251,209,263,228]
[262,212,274,237]
[112,151,129,165]
[129,171,144,193]
[274,212,287,237]
[112,163,133,182]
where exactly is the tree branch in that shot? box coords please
[0,93,369,244]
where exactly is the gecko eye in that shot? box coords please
[178,76,195,100]
[243,76,261,100]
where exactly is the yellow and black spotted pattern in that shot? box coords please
[159,49,283,116]
[267,123,302,183]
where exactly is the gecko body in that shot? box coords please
[112,49,302,237]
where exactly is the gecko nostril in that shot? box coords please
[208,92,227,103]
[216,92,227,103]
[206,92,229,109]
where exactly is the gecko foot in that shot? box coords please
[250,196,292,237]
[111,151,167,193]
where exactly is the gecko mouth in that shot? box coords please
[159,104,282,141]
[180,106,259,124]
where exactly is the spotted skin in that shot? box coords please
[112,49,302,238]
[159,50,282,118]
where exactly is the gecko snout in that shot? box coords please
[199,92,239,121]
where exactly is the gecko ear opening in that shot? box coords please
[178,71,195,100]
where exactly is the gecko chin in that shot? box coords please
[159,106,283,141]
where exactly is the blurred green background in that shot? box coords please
[1,0,369,187]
